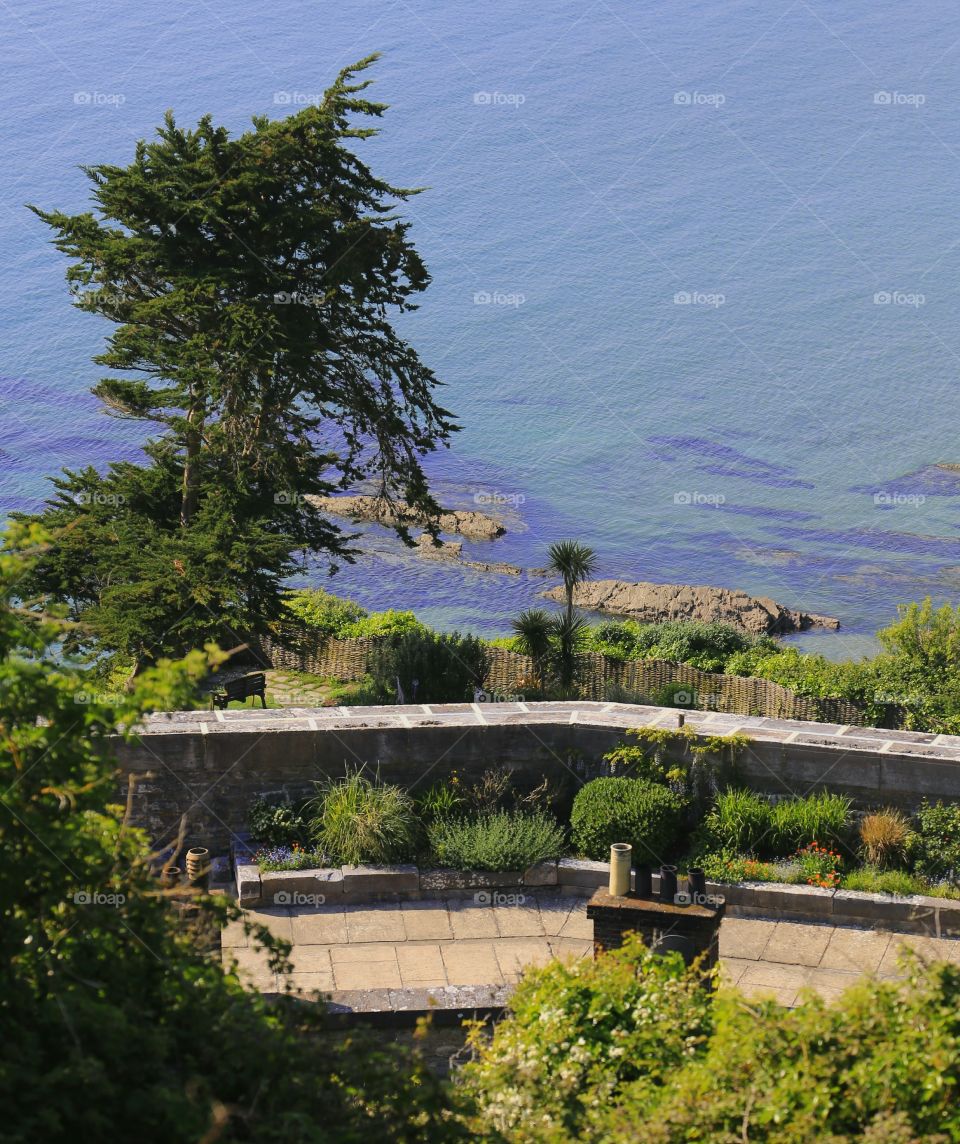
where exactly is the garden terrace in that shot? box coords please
[115,701,960,854]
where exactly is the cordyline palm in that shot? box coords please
[511,608,553,692]
[547,540,597,623]
[546,540,597,695]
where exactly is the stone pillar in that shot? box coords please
[586,887,725,975]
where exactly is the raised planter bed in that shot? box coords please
[231,844,960,937]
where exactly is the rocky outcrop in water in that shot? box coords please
[415,534,522,575]
[542,579,839,635]
[307,495,505,540]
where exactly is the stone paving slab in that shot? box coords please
[222,894,960,1009]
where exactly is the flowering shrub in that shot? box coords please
[794,841,842,889]
[458,935,712,1139]
[253,843,329,872]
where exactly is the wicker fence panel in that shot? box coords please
[257,631,887,727]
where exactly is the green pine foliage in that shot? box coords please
[17,55,455,674]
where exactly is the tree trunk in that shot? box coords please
[180,403,204,527]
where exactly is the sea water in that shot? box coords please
[4,0,960,656]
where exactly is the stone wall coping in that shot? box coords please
[131,700,960,762]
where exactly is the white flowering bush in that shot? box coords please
[457,935,712,1139]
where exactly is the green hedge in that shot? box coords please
[570,777,685,865]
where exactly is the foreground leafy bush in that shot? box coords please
[458,936,713,1139]
[600,958,960,1142]
[428,810,565,871]
[309,770,419,865]
[570,777,685,864]
[459,933,960,1142]
[370,629,488,703]
[0,524,452,1141]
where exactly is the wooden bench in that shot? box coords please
[212,673,267,710]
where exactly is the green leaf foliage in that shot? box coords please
[0,525,454,1141]
[369,628,487,703]
[570,777,686,865]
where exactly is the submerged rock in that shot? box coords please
[307,494,506,540]
[542,579,840,635]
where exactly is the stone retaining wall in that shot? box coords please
[113,701,960,855]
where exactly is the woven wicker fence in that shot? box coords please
[257,631,894,728]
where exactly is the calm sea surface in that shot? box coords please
[4,1,960,656]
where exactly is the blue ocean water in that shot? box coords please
[4,0,960,657]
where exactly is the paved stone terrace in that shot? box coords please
[137,700,960,761]
[222,894,960,1011]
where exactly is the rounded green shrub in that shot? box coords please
[570,777,686,864]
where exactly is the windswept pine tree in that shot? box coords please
[19,55,457,672]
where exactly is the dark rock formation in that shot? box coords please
[542,579,839,635]
[307,494,505,540]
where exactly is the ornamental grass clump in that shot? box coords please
[769,792,852,855]
[860,808,911,869]
[700,788,772,854]
[309,770,419,865]
[428,809,565,872]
